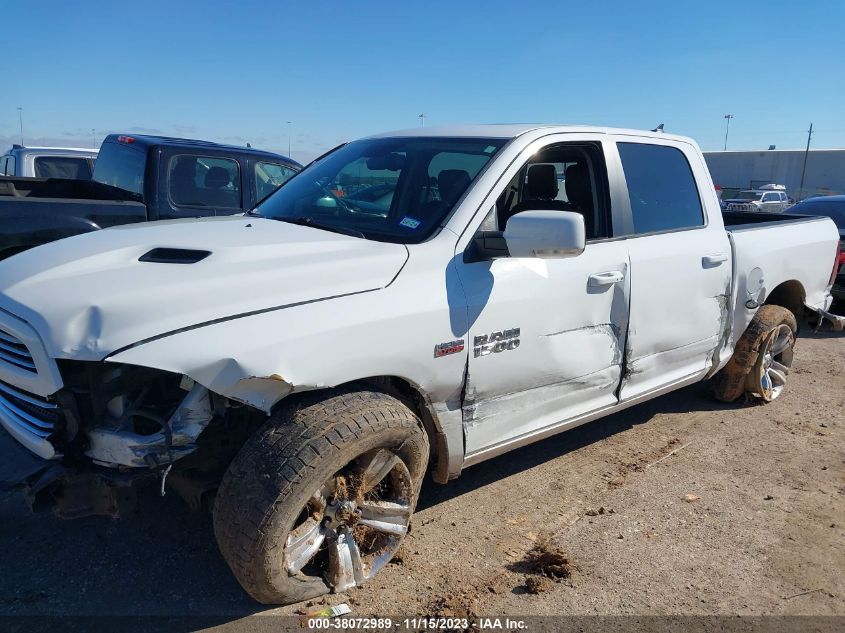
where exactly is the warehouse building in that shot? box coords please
[704,149,845,200]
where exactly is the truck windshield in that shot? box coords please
[252,137,506,243]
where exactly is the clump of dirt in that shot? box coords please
[524,576,552,594]
[427,588,479,621]
[335,475,351,501]
[525,532,574,580]
[334,472,366,503]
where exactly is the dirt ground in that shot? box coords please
[0,330,842,624]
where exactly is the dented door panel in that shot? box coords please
[458,242,630,456]
[620,228,732,400]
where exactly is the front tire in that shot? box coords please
[712,305,797,403]
[213,386,429,605]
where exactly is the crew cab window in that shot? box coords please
[93,142,145,195]
[762,193,778,202]
[34,156,93,180]
[255,161,297,201]
[495,143,611,240]
[169,155,241,209]
[617,142,704,234]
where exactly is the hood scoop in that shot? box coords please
[139,248,211,264]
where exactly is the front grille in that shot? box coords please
[0,327,37,373]
[728,203,755,212]
[0,379,59,440]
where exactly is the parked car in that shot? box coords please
[787,194,845,300]
[0,125,840,606]
[0,145,98,180]
[0,134,300,260]
[724,185,790,213]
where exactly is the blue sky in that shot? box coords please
[2,0,843,162]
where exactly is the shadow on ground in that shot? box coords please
[0,381,737,619]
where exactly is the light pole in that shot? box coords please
[723,114,734,151]
[17,107,23,145]
[418,113,426,128]
[797,122,813,201]
[91,128,96,148]
[287,121,292,157]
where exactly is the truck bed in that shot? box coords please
[722,210,826,230]
[725,211,838,348]
[0,177,147,260]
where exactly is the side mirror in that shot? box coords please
[503,210,586,258]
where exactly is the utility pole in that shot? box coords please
[91,128,96,148]
[723,114,734,151]
[797,122,813,202]
[17,107,24,145]
[287,121,292,157]
[418,113,426,128]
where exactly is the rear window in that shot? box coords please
[93,142,146,195]
[617,142,704,234]
[34,156,93,180]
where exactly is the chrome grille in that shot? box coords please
[0,382,61,441]
[0,327,37,373]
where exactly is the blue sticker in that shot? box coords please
[399,216,421,229]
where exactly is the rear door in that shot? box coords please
[613,137,732,401]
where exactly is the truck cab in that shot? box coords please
[93,134,300,220]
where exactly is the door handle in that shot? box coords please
[588,271,625,287]
[702,253,728,267]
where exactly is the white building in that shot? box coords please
[704,149,845,200]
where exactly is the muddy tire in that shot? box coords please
[712,305,797,403]
[213,385,429,605]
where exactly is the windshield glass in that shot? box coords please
[735,191,763,200]
[253,137,506,243]
[789,199,845,229]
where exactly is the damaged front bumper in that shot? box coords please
[0,427,150,518]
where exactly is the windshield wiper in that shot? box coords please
[270,216,366,239]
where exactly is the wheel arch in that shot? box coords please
[275,375,458,485]
[764,280,806,324]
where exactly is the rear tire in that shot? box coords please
[712,305,797,403]
[213,385,429,605]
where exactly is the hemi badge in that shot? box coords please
[434,339,465,358]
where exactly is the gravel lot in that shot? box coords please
[0,330,842,625]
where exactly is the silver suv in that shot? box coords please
[725,187,790,213]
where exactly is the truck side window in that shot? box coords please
[496,143,611,240]
[617,143,704,234]
[169,155,241,209]
[255,162,296,201]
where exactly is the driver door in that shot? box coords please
[455,139,630,460]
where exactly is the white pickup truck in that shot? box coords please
[0,125,840,605]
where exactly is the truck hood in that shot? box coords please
[0,216,408,360]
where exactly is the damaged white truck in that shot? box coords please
[0,125,840,605]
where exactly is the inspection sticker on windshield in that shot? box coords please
[399,216,421,229]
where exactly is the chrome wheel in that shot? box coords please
[283,448,413,592]
[746,323,794,401]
